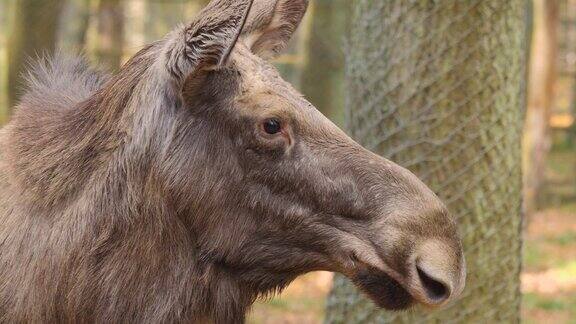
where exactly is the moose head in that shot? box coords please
[0,0,465,322]
[169,0,466,310]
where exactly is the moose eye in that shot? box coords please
[263,119,282,135]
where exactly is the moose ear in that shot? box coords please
[162,0,253,82]
[241,0,309,59]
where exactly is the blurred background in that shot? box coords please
[0,0,574,323]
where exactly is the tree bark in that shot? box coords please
[58,0,92,52]
[326,1,527,322]
[0,0,11,125]
[7,0,64,109]
[95,0,124,71]
[523,0,559,217]
[144,0,211,43]
[300,0,347,123]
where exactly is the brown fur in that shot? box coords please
[0,1,465,323]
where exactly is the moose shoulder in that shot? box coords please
[0,0,465,323]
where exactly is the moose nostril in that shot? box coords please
[416,266,450,303]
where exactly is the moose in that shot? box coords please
[0,0,465,322]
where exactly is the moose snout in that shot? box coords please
[349,222,466,311]
[333,150,466,310]
[350,200,466,310]
[408,239,466,307]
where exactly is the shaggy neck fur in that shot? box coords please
[0,47,284,323]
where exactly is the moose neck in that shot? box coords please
[0,43,307,322]
[1,46,166,211]
[195,255,302,323]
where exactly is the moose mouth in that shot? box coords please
[353,268,414,310]
[352,262,454,311]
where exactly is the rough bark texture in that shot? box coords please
[300,0,347,122]
[95,0,125,70]
[326,1,527,322]
[7,0,63,109]
[523,0,559,218]
[144,0,210,42]
[58,0,92,52]
[0,0,11,125]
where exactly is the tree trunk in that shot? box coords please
[326,1,527,323]
[523,0,559,217]
[300,0,347,123]
[7,0,64,110]
[58,0,92,52]
[95,0,124,70]
[0,0,12,125]
[144,1,184,42]
[144,0,210,43]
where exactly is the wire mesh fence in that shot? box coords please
[326,0,528,322]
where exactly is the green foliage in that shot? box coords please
[524,243,546,270]
[540,149,576,209]
[524,232,576,271]
[523,292,576,324]
[524,293,567,311]
[551,232,576,246]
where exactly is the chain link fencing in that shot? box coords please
[326,1,528,322]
